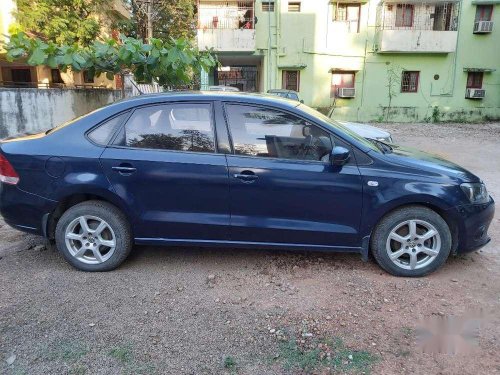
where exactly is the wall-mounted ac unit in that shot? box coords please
[337,87,356,98]
[465,88,485,99]
[474,21,493,33]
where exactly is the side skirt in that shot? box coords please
[134,237,363,254]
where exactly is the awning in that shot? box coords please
[463,67,496,73]
[382,0,459,3]
[277,64,307,70]
[329,67,361,73]
[471,0,500,4]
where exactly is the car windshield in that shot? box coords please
[297,104,381,153]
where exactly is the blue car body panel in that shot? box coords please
[0,92,494,257]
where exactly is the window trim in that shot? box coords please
[401,71,419,93]
[85,110,132,147]
[221,102,339,165]
[107,101,219,155]
[395,4,414,28]
[282,70,300,92]
[466,71,484,89]
[332,3,361,33]
[288,1,301,12]
[476,4,493,22]
[262,1,275,12]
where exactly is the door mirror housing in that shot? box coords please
[330,146,351,166]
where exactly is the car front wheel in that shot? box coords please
[55,200,132,271]
[371,206,452,277]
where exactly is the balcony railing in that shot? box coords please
[197,1,254,30]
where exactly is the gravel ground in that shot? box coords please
[1,122,499,375]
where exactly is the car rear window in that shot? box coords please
[87,112,129,146]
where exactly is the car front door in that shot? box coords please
[100,102,230,242]
[224,103,363,249]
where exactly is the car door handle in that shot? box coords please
[234,172,259,183]
[112,165,137,174]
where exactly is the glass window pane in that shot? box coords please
[88,112,128,145]
[116,104,215,152]
[226,104,332,162]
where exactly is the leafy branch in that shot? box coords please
[5,32,218,88]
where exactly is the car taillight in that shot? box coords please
[0,154,19,185]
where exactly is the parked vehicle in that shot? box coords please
[0,93,494,276]
[268,90,393,143]
[207,85,240,92]
[267,89,302,102]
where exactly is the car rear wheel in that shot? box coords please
[55,201,132,271]
[371,206,451,277]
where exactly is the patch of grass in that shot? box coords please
[108,344,134,364]
[69,365,87,375]
[224,356,237,369]
[277,335,377,374]
[46,340,89,363]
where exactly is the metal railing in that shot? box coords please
[0,81,110,89]
[378,2,459,31]
[198,1,254,29]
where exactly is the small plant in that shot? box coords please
[431,106,441,123]
[224,355,237,369]
[108,344,133,364]
[276,331,377,374]
[46,340,89,363]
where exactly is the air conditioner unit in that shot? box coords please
[474,21,493,33]
[465,88,485,99]
[337,87,356,98]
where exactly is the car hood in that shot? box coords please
[383,144,480,182]
[338,121,391,139]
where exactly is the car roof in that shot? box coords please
[112,91,301,110]
[267,89,297,93]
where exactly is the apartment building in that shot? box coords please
[0,0,130,90]
[197,0,500,122]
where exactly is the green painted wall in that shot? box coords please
[246,0,500,122]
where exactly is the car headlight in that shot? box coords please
[460,182,489,204]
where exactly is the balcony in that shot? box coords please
[376,1,459,53]
[197,1,255,52]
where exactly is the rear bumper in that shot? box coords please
[0,183,57,236]
[447,197,495,254]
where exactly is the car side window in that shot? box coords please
[225,104,333,162]
[114,103,215,153]
[87,112,129,145]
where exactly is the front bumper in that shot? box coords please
[446,196,495,254]
[0,183,58,236]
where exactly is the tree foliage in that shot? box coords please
[130,0,196,41]
[12,0,119,47]
[5,32,218,86]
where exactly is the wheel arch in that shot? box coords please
[45,188,134,239]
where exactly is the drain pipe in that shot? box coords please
[267,0,272,90]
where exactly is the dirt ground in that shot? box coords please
[1,122,499,375]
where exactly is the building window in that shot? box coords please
[395,4,414,27]
[282,70,300,91]
[51,69,64,84]
[331,71,355,97]
[83,70,94,83]
[475,5,493,22]
[401,71,419,92]
[466,72,483,89]
[288,2,301,12]
[332,3,361,33]
[262,1,275,12]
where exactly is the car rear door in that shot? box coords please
[99,101,231,242]
[223,103,363,249]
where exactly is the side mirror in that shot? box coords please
[330,146,350,166]
[300,99,304,103]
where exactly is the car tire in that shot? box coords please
[371,206,452,277]
[55,200,132,271]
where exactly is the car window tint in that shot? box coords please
[115,104,215,152]
[88,112,128,145]
[225,104,332,162]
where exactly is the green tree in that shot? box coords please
[12,0,121,47]
[5,32,218,94]
[131,0,196,41]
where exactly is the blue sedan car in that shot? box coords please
[0,93,494,276]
